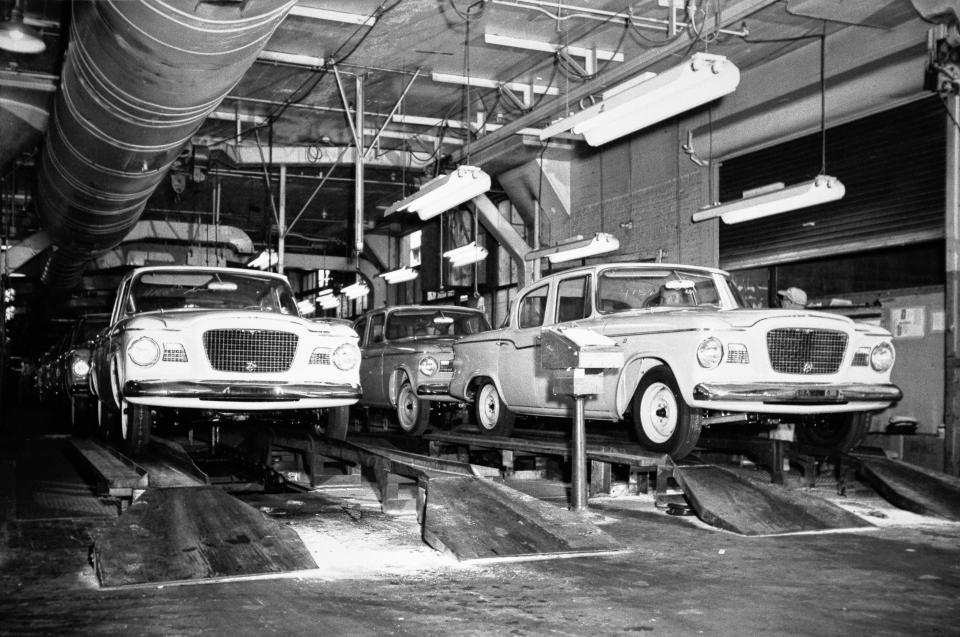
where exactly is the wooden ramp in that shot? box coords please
[673,464,872,536]
[94,486,317,587]
[423,476,623,561]
[850,453,960,521]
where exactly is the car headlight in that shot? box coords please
[697,337,724,368]
[418,356,439,376]
[71,356,90,378]
[332,342,360,371]
[127,337,160,367]
[870,342,895,372]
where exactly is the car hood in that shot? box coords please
[123,310,357,337]
[592,306,890,335]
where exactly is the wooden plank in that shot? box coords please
[422,476,622,561]
[94,486,317,587]
[852,454,960,521]
[71,439,148,491]
[674,465,872,536]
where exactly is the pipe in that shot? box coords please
[37,0,295,289]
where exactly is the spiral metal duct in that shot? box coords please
[37,0,295,289]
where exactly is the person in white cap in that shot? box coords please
[777,286,808,309]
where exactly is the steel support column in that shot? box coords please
[945,94,960,476]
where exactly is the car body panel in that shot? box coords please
[89,266,361,412]
[355,305,490,410]
[449,262,901,423]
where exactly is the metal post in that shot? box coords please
[945,93,960,476]
[354,74,365,260]
[278,164,286,273]
[571,395,587,511]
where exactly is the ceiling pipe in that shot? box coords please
[36,0,295,289]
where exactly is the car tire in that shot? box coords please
[474,381,515,436]
[632,365,703,459]
[795,412,870,453]
[97,399,118,442]
[121,401,153,456]
[396,381,430,435]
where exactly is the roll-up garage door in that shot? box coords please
[719,96,945,270]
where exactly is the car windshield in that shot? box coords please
[597,267,739,313]
[127,271,299,316]
[385,309,491,340]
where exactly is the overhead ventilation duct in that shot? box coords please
[37,0,295,289]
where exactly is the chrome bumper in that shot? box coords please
[124,380,362,402]
[417,382,453,397]
[693,382,902,404]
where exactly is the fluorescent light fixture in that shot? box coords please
[317,290,340,309]
[0,4,45,54]
[484,32,624,63]
[431,71,560,97]
[540,53,740,147]
[287,6,376,26]
[379,267,419,284]
[341,281,370,299]
[385,166,491,220]
[691,175,846,225]
[527,232,620,264]
[247,250,279,270]
[444,241,488,267]
[297,298,316,315]
[258,50,325,68]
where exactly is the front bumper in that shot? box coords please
[693,382,902,405]
[417,381,454,398]
[124,379,361,403]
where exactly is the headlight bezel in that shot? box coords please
[870,341,895,372]
[332,342,360,371]
[697,336,724,369]
[127,336,161,367]
[418,356,439,376]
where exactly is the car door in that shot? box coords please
[358,314,386,407]
[497,283,551,410]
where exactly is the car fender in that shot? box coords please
[615,355,668,417]
[388,365,416,408]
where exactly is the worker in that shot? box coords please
[777,286,808,309]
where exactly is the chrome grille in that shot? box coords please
[767,328,847,375]
[203,329,298,373]
[309,349,331,365]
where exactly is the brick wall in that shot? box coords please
[541,121,718,267]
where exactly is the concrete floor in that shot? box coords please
[1,405,959,637]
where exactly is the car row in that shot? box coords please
[357,262,902,459]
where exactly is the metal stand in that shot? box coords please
[571,396,587,510]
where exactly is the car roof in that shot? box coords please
[124,265,290,282]
[541,262,730,278]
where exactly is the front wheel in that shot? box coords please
[396,382,430,435]
[795,412,870,453]
[121,401,153,456]
[631,366,703,459]
[474,381,515,436]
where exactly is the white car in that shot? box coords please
[448,263,901,458]
[90,266,361,454]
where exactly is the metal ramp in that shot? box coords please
[668,462,873,536]
[848,452,960,521]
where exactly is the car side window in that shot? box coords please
[354,318,367,346]
[518,286,548,329]
[556,275,590,323]
[370,314,385,343]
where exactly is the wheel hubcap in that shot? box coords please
[479,387,497,429]
[641,382,677,443]
[398,388,417,430]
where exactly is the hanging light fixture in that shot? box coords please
[0,1,46,54]
[443,241,488,267]
[527,232,620,264]
[384,165,491,220]
[540,53,740,147]
[341,280,370,299]
[379,267,419,284]
[692,176,845,224]
[246,250,279,270]
[693,27,844,225]
[317,289,340,309]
